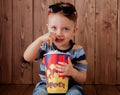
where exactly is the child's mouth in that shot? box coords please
[55,37,64,42]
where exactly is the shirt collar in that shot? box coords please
[52,40,75,53]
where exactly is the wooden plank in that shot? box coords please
[96,85,120,95]
[23,85,35,95]
[118,0,120,58]
[0,0,12,83]
[117,59,120,84]
[1,85,29,95]
[33,0,51,39]
[83,85,97,95]
[13,0,33,84]
[0,85,9,93]
[95,0,117,84]
[117,86,120,91]
[75,0,95,84]
[117,0,120,84]
[54,0,74,4]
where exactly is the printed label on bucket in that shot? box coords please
[44,52,70,93]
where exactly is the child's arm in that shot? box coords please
[23,32,56,62]
[70,59,87,83]
[69,65,87,83]
[23,37,43,62]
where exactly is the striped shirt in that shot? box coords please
[35,40,88,84]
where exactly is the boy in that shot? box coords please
[23,2,88,95]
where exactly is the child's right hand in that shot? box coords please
[40,32,56,45]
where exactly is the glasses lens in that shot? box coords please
[62,6,75,15]
[49,5,61,13]
[49,4,76,15]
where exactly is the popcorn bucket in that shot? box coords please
[44,52,70,94]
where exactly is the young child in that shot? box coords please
[23,2,88,95]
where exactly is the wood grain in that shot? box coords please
[54,0,74,4]
[12,0,33,84]
[23,85,35,95]
[0,85,9,93]
[0,84,119,95]
[96,85,120,95]
[117,59,120,84]
[75,0,95,84]
[118,0,120,58]
[0,0,12,83]
[83,85,97,95]
[117,86,120,91]
[95,0,117,84]
[1,85,29,95]
[117,0,120,85]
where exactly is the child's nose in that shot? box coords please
[56,29,62,35]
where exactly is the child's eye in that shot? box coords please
[51,26,57,31]
[63,28,70,31]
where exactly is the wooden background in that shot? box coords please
[0,0,120,85]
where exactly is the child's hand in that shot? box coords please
[40,32,56,44]
[56,57,74,76]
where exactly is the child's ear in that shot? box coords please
[74,27,78,34]
[46,24,49,30]
[46,24,48,28]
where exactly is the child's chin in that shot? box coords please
[54,42,62,46]
[54,41,64,46]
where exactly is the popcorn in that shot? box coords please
[45,50,70,55]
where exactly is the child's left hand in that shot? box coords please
[56,57,74,76]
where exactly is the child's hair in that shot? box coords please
[48,2,78,23]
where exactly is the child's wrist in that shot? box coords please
[70,67,76,77]
[38,36,44,43]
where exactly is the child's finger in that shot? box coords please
[56,64,64,69]
[47,37,53,45]
[58,62,66,65]
[68,57,72,64]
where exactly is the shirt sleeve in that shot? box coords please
[72,47,88,72]
[34,42,47,61]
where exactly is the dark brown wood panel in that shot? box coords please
[117,86,120,91]
[0,0,12,83]
[75,0,95,84]
[96,85,120,95]
[117,0,120,84]
[12,0,33,84]
[0,85,9,93]
[95,0,117,84]
[23,85,35,95]
[83,85,97,95]
[1,85,29,95]
[0,84,119,95]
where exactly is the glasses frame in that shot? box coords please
[48,4,76,16]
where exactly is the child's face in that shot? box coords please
[47,13,78,49]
